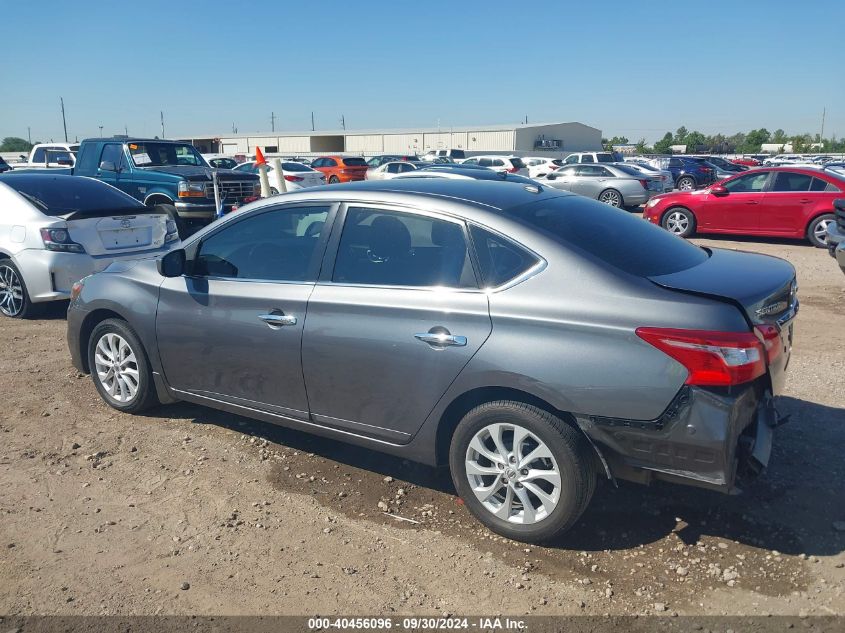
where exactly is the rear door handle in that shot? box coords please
[414,332,467,348]
[745,201,759,205]
[799,198,812,203]
[258,313,297,328]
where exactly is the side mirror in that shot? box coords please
[157,249,186,277]
[711,185,729,196]
[99,160,117,172]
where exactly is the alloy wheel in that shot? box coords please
[0,264,24,317]
[814,218,832,244]
[465,422,561,525]
[678,177,694,191]
[598,190,622,207]
[665,211,690,235]
[93,333,140,403]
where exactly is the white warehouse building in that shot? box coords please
[179,121,602,157]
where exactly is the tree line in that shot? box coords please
[603,127,845,155]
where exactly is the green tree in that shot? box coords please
[654,132,674,154]
[739,128,770,153]
[685,131,706,152]
[635,138,652,154]
[673,126,688,144]
[603,135,629,151]
[0,137,33,152]
[772,129,788,143]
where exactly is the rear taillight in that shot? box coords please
[755,325,782,365]
[636,327,766,386]
[284,175,304,182]
[508,166,519,173]
[40,228,85,253]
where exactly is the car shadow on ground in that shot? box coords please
[161,394,843,556]
[34,300,69,320]
[696,234,812,249]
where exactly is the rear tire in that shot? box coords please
[329,176,340,184]
[449,401,596,543]
[87,318,158,413]
[662,206,696,238]
[807,213,835,248]
[0,259,36,319]
[676,176,695,191]
[151,202,187,239]
[598,188,623,207]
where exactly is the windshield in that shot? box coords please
[2,175,143,215]
[505,196,708,277]
[208,157,238,170]
[127,142,206,167]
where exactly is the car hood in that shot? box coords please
[140,165,259,182]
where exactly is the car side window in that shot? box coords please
[99,144,123,169]
[463,158,478,165]
[470,225,538,288]
[771,172,813,192]
[332,207,476,288]
[32,147,46,163]
[724,172,770,192]
[491,159,504,167]
[669,158,682,168]
[581,155,595,163]
[325,158,337,167]
[193,206,330,282]
[577,165,603,177]
[563,155,577,164]
[479,158,493,167]
[824,180,842,192]
[386,163,401,174]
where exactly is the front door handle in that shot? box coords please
[745,201,759,205]
[258,312,297,328]
[414,331,467,348]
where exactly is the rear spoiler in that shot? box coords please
[56,205,160,221]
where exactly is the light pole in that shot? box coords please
[99,125,103,137]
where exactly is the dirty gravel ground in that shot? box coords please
[1,234,843,617]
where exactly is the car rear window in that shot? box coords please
[343,157,367,166]
[1,175,143,215]
[595,153,615,163]
[510,158,526,168]
[612,164,644,177]
[282,162,312,172]
[505,196,708,277]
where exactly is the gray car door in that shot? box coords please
[301,204,492,443]
[571,164,611,198]
[156,203,334,419]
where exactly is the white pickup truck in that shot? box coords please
[12,143,79,170]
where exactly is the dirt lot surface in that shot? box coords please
[1,234,844,617]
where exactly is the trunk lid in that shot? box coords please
[60,207,169,257]
[649,248,797,393]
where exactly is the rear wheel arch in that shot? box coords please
[434,386,610,479]
[77,308,130,373]
[805,212,835,248]
[143,193,173,207]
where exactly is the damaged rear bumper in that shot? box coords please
[578,383,782,494]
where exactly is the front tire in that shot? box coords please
[0,260,35,319]
[662,206,696,238]
[87,319,158,413]
[807,213,835,248]
[449,401,596,543]
[329,176,340,184]
[598,188,623,207]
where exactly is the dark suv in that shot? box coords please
[651,156,717,190]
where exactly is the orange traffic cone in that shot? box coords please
[255,146,267,166]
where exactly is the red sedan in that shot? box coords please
[310,155,369,184]
[643,167,842,247]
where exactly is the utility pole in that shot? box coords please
[27,127,31,144]
[124,124,128,136]
[99,125,103,137]
[311,112,315,131]
[60,97,68,142]
[271,112,276,132]
[340,114,345,130]
[820,107,826,143]
[160,111,165,138]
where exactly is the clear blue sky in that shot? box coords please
[1,0,843,144]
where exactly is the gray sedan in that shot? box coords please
[67,179,797,543]
[543,163,661,207]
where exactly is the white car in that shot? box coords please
[0,174,179,318]
[421,149,466,162]
[523,156,564,179]
[460,155,528,175]
[233,160,325,192]
[763,154,807,166]
[365,161,421,180]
